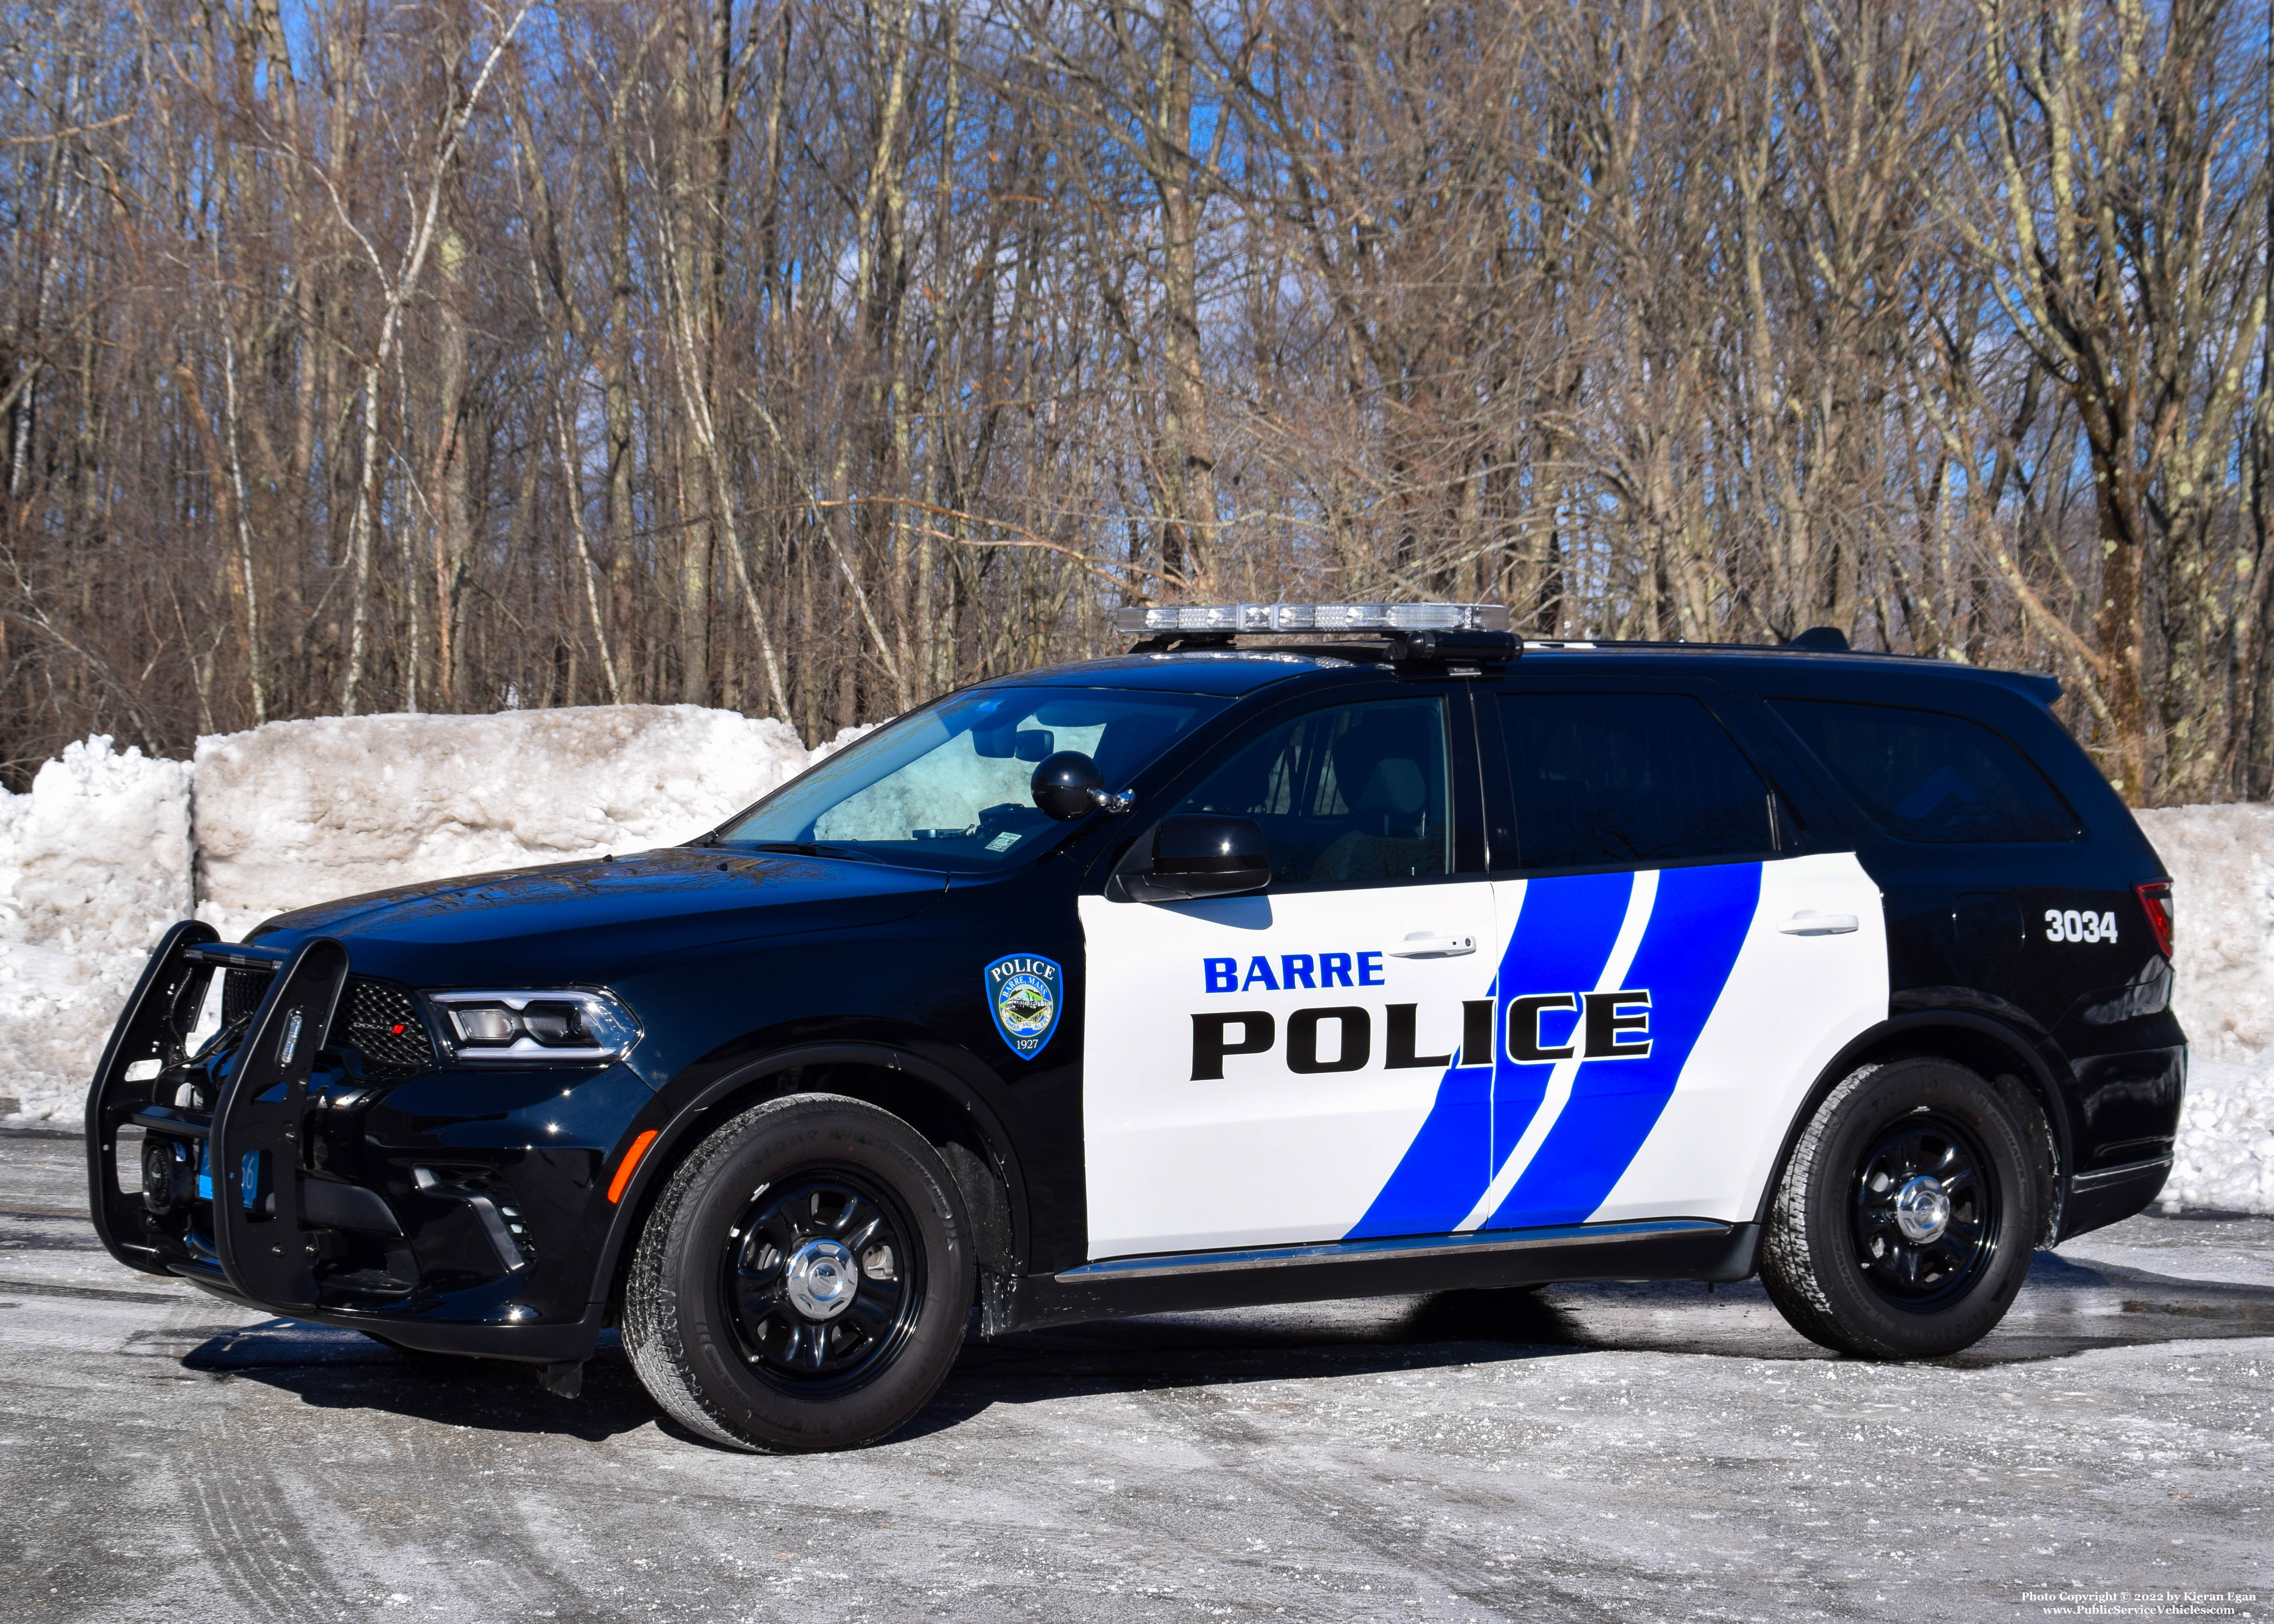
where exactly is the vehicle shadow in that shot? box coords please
[911,1252,2274,1435]
[175,1251,2274,1449]
[174,1295,1599,1448]
[179,1320,661,1443]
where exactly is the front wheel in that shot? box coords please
[622,1094,973,1451]
[1760,1057,2040,1359]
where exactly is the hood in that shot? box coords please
[250,847,947,985]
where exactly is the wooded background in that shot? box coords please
[2,0,2268,801]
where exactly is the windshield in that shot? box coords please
[715,686,1229,870]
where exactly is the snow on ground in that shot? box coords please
[0,720,2268,1218]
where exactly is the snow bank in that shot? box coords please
[2136,805,2274,1058]
[2136,805,2274,1211]
[193,706,811,938]
[0,738,192,1123]
[2161,1057,2274,1213]
[0,707,834,1124]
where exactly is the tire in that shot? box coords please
[1760,1057,2040,1359]
[622,1094,973,1452]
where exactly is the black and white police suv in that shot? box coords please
[88,604,2184,1451]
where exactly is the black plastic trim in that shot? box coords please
[182,942,290,970]
[131,1105,210,1139]
[301,1177,405,1238]
[1008,1220,1759,1332]
[1058,1217,1727,1281]
[2060,1156,2172,1240]
[169,1270,607,1363]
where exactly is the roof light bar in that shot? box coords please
[1110,602,1511,636]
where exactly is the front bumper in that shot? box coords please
[88,925,652,1360]
[169,1266,612,1362]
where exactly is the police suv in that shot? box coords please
[88,605,2185,1452]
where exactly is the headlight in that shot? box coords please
[426,989,640,1064]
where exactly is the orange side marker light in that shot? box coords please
[607,1129,660,1204]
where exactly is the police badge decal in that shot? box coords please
[983,954,1062,1060]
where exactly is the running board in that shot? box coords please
[1057,1218,1731,1283]
[1006,1217,1760,1335]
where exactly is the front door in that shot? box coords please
[1080,692,1498,1259]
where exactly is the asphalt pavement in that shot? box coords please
[3,1128,2268,1622]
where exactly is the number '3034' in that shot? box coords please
[2045,908,2117,943]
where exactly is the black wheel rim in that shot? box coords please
[721,1168,924,1396]
[1850,1110,2002,1313]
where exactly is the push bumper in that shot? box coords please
[87,924,648,1362]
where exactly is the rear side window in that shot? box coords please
[1772,699,2079,843]
[1498,693,1779,869]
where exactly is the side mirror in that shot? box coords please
[1032,751,1108,820]
[1123,814,1271,903]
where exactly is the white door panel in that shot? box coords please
[1590,851,1888,1223]
[1079,883,1497,1259]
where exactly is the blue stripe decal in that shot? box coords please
[1482,861,1762,1230]
[1343,1054,1492,1238]
[1342,885,1525,1238]
[1345,870,1633,1240]
[1490,870,1634,1174]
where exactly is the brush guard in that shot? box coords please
[86,924,351,1307]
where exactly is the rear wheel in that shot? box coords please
[622,1094,972,1451]
[1760,1057,2039,1359]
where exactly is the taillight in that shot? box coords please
[2135,880,2174,958]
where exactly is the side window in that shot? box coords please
[1771,699,2079,844]
[1175,697,1450,888]
[1499,692,1779,869]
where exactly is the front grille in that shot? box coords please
[341,978,436,1077]
[220,966,273,1025]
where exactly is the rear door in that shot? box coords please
[1458,685,1889,1231]
[1079,687,1498,1259]
[1764,694,2174,1171]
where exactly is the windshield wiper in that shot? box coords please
[742,841,881,864]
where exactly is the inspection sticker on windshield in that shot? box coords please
[984,954,1062,1060]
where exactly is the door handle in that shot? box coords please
[1388,932,1477,958]
[1777,911,1859,936]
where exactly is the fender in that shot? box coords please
[581,1039,1032,1317]
[1747,1006,2074,1235]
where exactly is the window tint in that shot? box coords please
[1499,693,1778,868]
[1176,697,1450,888]
[1772,699,2079,843]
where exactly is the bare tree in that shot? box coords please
[0,0,2264,802]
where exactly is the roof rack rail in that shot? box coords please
[1516,626,1855,654]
